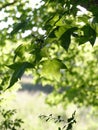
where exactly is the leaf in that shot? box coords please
[7,62,24,70]
[11,22,24,35]
[13,44,27,61]
[10,18,30,35]
[67,117,74,122]
[66,124,72,130]
[40,47,49,58]
[40,58,67,81]
[59,27,78,51]
[55,26,66,39]
[7,62,34,89]
[58,127,61,130]
[78,25,96,46]
[48,26,59,38]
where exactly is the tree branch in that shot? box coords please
[0,0,17,11]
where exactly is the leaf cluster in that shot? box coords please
[39,111,76,130]
[0,109,24,130]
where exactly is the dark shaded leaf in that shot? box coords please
[66,124,72,130]
[78,25,96,46]
[62,125,66,129]
[58,127,61,130]
[10,18,30,35]
[7,62,34,89]
[67,117,74,122]
[60,27,78,51]
[46,118,50,122]
[7,62,24,70]
[58,115,61,119]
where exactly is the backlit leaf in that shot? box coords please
[40,58,67,81]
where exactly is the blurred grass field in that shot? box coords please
[5,76,98,130]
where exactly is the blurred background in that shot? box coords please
[0,0,98,130]
[4,74,97,130]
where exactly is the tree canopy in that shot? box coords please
[0,0,98,107]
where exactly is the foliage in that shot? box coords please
[0,0,98,107]
[3,91,98,130]
[39,111,76,130]
[0,108,24,130]
[45,43,98,107]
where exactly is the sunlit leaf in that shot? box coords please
[40,58,67,81]
[55,26,66,39]
[13,44,27,61]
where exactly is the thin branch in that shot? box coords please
[0,0,17,11]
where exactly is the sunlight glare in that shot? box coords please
[29,0,44,9]
[77,5,88,15]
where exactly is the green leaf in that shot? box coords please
[48,26,59,38]
[78,25,96,46]
[10,18,30,35]
[55,26,66,39]
[13,44,27,61]
[59,27,78,51]
[40,47,49,58]
[66,124,72,130]
[7,62,34,89]
[40,58,67,81]
[7,62,24,70]
[58,127,61,130]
